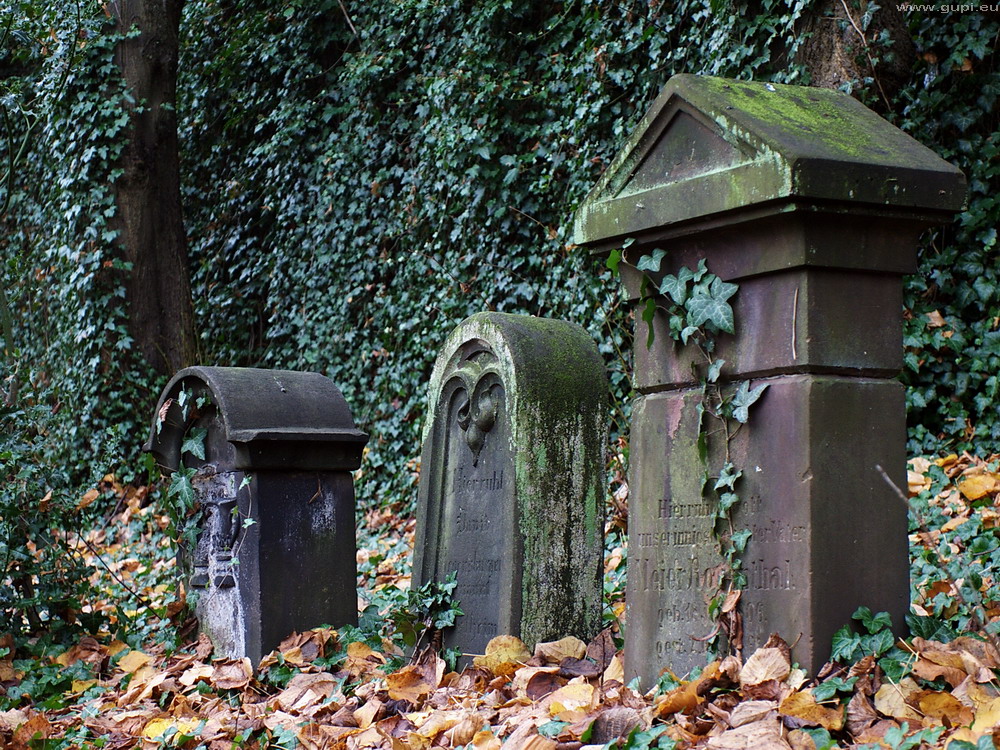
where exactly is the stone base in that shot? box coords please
[624,374,909,685]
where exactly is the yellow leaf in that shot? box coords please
[958,474,997,501]
[472,635,531,673]
[918,691,974,726]
[971,696,1000,733]
[534,637,586,664]
[70,679,97,693]
[142,716,200,740]
[117,649,152,674]
[471,729,501,750]
[874,678,923,722]
[548,681,595,717]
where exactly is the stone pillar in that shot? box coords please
[145,366,368,665]
[574,75,966,684]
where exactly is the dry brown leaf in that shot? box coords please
[603,654,625,684]
[971,696,1000,733]
[778,690,844,731]
[0,709,29,731]
[548,680,596,717]
[276,671,341,713]
[471,728,502,750]
[445,712,486,746]
[211,658,252,690]
[740,647,790,687]
[846,691,878,736]
[873,678,923,722]
[728,700,777,728]
[534,637,586,664]
[473,635,531,673]
[354,699,384,730]
[705,716,791,749]
[11,712,51,750]
[387,664,437,705]
[655,661,721,716]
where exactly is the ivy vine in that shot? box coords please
[618,247,767,654]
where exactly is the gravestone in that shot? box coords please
[145,366,368,665]
[413,312,607,658]
[574,74,966,684]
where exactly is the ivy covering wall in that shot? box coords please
[3,0,999,514]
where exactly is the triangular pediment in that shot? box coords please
[611,104,752,200]
[573,74,966,250]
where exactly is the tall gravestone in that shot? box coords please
[413,312,607,658]
[145,366,367,665]
[574,75,966,684]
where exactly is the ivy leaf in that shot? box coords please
[707,358,725,383]
[680,325,699,345]
[855,607,892,635]
[642,297,657,349]
[168,467,197,510]
[636,248,666,273]
[686,287,735,333]
[732,381,768,423]
[607,249,622,275]
[181,427,207,460]
[731,528,752,553]
[714,461,742,491]
[658,273,687,305]
[830,625,860,662]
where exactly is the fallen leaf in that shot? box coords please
[473,635,531,673]
[779,690,844,731]
[706,716,791,749]
[873,678,923,722]
[211,658,252,690]
[534,636,586,664]
[958,473,997,501]
[740,647,790,687]
[728,700,777,728]
[387,664,436,705]
[918,691,974,725]
[142,716,201,740]
[116,649,152,674]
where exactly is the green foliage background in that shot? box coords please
[2,0,1000,517]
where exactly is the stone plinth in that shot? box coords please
[145,366,367,665]
[574,74,966,685]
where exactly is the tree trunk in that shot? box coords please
[796,0,916,113]
[111,0,196,376]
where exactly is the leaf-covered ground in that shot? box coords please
[3,454,1000,749]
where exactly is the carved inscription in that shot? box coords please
[433,348,517,659]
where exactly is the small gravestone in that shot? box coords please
[413,312,607,658]
[145,366,368,665]
[574,74,966,684]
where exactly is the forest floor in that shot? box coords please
[2,454,1000,749]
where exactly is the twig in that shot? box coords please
[78,535,160,618]
[337,0,359,37]
[837,0,892,111]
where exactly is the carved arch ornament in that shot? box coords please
[447,344,503,466]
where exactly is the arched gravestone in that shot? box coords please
[574,74,967,684]
[413,313,607,658]
[145,366,368,665]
